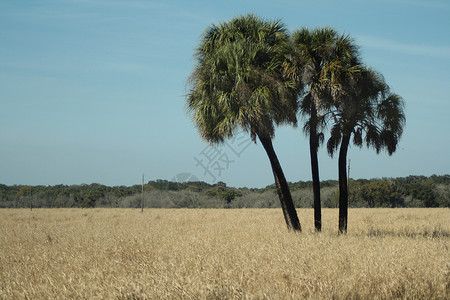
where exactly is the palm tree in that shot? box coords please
[286,28,360,231]
[186,14,302,231]
[326,68,405,233]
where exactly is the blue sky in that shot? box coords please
[1,0,449,188]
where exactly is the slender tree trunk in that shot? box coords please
[30,186,32,211]
[259,135,301,231]
[338,132,351,233]
[309,108,322,232]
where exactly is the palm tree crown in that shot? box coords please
[326,68,405,157]
[187,14,297,143]
[287,27,361,109]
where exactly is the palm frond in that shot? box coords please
[327,123,342,156]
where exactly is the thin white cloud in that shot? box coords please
[387,0,450,9]
[356,35,450,59]
[62,0,172,10]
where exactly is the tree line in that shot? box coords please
[187,14,406,232]
[1,175,448,209]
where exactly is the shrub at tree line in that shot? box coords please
[1,175,448,209]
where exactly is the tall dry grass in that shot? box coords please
[0,208,448,299]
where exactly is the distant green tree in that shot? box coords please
[429,174,450,185]
[410,181,438,207]
[206,186,242,204]
[359,180,403,207]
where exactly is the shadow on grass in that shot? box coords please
[365,227,450,239]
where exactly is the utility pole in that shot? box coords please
[30,185,32,211]
[347,159,351,189]
[141,174,144,212]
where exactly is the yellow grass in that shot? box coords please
[0,208,448,299]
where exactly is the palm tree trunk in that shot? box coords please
[309,109,322,232]
[259,135,301,231]
[338,132,351,233]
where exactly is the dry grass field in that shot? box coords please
[0,208,448,299]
